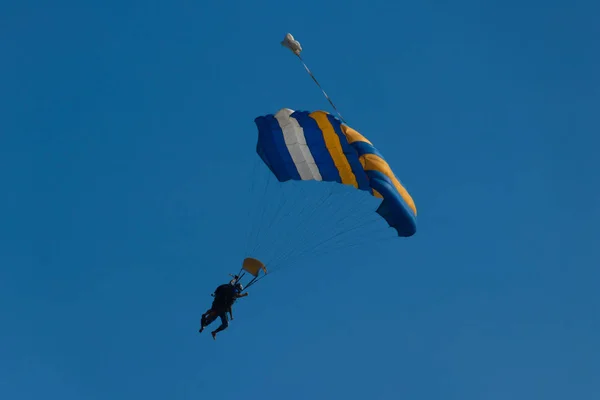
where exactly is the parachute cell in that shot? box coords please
[254,108,417,237]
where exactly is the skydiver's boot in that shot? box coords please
[211,331,217,340]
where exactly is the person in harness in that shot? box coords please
[199,281,248,340]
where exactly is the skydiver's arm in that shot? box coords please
[228,306,233,320]
[236,293,249,298]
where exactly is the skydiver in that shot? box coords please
[199,282,248,340]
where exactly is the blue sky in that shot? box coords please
[1,0,599,399]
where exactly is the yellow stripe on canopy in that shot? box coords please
[360,154,417,215]
[372,189,383,199]
[310,111,358,188]
[340,125,372,145]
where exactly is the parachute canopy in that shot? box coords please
[254,109,417,237]
[242,257,267,277]
[281,33,302,56]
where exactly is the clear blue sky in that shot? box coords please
[1,1,599,399]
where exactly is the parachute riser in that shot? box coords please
[229,271,245,284]
[241,272,267,291]
[228,269,266,292]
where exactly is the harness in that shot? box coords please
[211,284,238,312]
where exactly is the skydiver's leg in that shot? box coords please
[199,310,217,333]
[211,312,229,340]
[199,314,206,332]
[200,313,207,332]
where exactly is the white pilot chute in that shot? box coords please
[281,33,302,56]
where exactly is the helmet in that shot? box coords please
[235,283,243,292]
